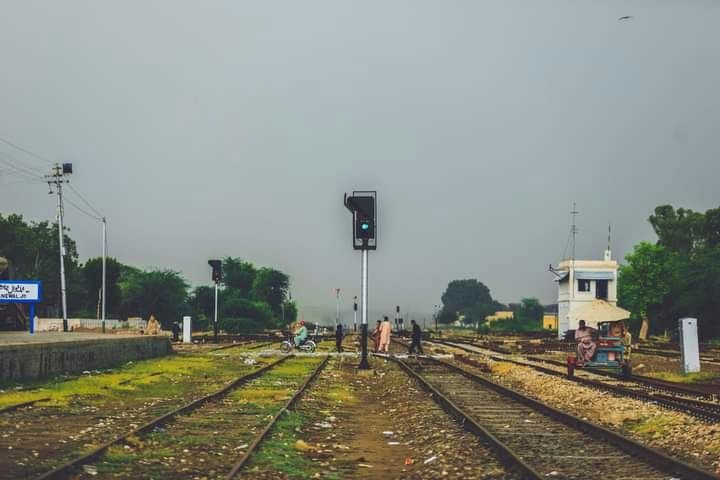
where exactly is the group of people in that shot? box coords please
[287,315,425,355]
[371,316,424,354]
[574,319,632,365]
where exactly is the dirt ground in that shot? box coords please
[245,355,519,480]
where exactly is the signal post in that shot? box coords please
[344,191,376,370]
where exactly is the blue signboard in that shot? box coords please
[0,281,42,333]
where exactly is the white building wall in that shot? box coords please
[555,257,619,338]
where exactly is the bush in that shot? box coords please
[220,317,265,334]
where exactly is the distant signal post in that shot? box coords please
[208,260,223,343]
[344,191,377,370]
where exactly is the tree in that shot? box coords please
[119,269,189,328]
[0,214,80,316]
[251,267,289,316]
[223,257,256,294]
[618,242,677,340]
[513,298,544,325]
[439,279,500,325]
[80,257,123,317]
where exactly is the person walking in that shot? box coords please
[408,319,424,354]
[171,321,181,342]
[335,324,344,353]
[371,320,382,353]
[379,316,392,354]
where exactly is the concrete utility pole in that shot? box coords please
[46,163,71,332]
[101,217,107,333]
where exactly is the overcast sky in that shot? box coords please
[1,1,718,324]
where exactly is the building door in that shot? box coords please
[596,280,608,300]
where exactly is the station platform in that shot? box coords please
[0,332,172,382]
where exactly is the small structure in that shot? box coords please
[553,248,621,338]
[485,311,514,323]
[543,314,558,330]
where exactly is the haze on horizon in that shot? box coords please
[1,1,719,324]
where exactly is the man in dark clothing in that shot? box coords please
[171,321,181,342]
[408,319,424,354]
[335,324,344,353]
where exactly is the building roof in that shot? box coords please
[568,299,630,328]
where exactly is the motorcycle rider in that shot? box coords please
[294,320,308,347]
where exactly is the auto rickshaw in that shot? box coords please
[567,320,632,378]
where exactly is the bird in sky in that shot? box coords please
[618,15,633,21]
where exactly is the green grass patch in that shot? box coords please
[249,411,314,478]
[624,415,676,438]
[0,350,268,409]
[646,370,720,383]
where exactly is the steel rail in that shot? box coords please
[389,355,544,480]
[33,355,292,480]
[0,397,51,415]
[439,338,720,397]
[451,350,720,422]
[226,355,330,478]
[425,356,720,480]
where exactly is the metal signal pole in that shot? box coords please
[335,288,340,326]
[353,296,358,332]
[359,250,370,369]
[214,281,219,343]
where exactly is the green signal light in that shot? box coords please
[360,222,370,230]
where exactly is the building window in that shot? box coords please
[578,279,591,292]
[596,280,608,300]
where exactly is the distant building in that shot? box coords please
[485,311,514,323]
[553,248,618,338]
[543,314,558,330]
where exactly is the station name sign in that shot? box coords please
[0,281,42,303]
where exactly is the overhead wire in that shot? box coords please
[64,196,103,221]
[66,183,104,218]
[0,135,54,166]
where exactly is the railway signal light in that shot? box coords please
[344,192,377,250]
[208,259,222,283]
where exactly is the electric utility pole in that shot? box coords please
[46,163,72,332]
[344,191,377,370]
[102,217,107,333]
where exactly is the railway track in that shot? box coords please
[436,339,720,422]
[33,355,327,480]
[444,338,720,396]
[395,355,720,480]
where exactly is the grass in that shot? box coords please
[249,411,314,478]
[646,370,720,383]
[624,415,676,439]
[0,349,267,409]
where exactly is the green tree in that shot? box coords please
[439,279,500,325]
[119,269,189,328]
[618,242,677,339]
[80,257,123,317]
[223,257,256,294]
[0,214,80,316]
[251,267,289,316]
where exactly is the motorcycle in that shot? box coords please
[280,331,317,353]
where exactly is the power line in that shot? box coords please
[67,183,104,218]
[65,196,103,221]
[0,156,45,180]
[0,135,54,166]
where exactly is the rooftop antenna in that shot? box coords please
[605,223,612,261]
[570,202,579,263]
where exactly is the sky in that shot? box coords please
[1,1,719,324]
